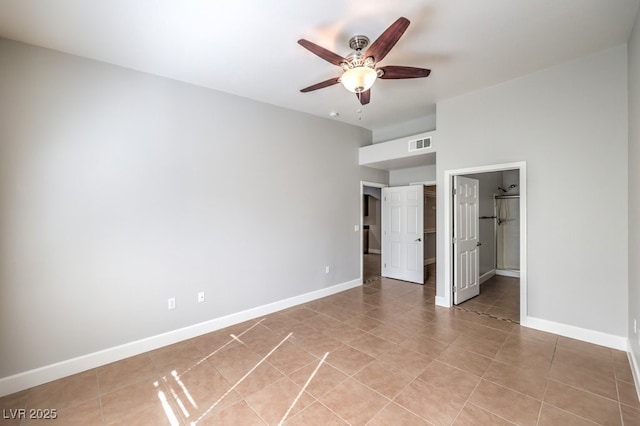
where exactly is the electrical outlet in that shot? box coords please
[198,291,205,303]
[354,225,360,232]
[168,297,176,310]
[325,265,330,274]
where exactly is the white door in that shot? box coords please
[382,185,424,284]
[453,176,480,304]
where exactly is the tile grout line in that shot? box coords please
[542,354,612,426]
[450,374,490,425]
[616,376,625,426]
[312,399,350,425]
[389,358,437,424]
[94,368,107,426]
[535,372,551,426]
[192,332,293,425]
[278,352,329,425]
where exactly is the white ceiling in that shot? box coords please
[0,0,638,133]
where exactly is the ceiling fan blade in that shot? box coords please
[357,89,371,105]
[298,39,346,66]
[378,65,431,79]
[365,17,410,63]
[300,77,341,92]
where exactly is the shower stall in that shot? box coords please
[495,194,520,277]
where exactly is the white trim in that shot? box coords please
[496,269,520,278]
[627,344,640,402]
[523,316,627,351]
[368,249,382,255]
[480,269,496,284]
[443,161,527,327]
[409,180,437,186]
[361,181,388,189]
[435,295,448,307]
[0,278,361,397]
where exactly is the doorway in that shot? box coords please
[361,181,437,286]
[443,162,527,324]
[361,181,386,283]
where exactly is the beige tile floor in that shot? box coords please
[457,274,520,323]
[364,252,519,323]
[1,274,638,425]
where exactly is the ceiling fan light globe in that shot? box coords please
[340,66,377,93]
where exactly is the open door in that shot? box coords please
[453,176,480,304]
[382,185,424,284]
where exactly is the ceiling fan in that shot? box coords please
[298,17,431,105]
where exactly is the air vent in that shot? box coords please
[408,136,432,152]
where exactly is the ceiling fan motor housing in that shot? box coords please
[348,35,370,51]
[342,36,374,71]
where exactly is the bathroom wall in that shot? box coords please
[501,170,520,194]
[497,170,521,270]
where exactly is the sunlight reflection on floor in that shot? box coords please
[155,319,325,425]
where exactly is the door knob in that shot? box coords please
[415,237,422,242]
[477,242,482,246]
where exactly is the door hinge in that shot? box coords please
[452,237,457,244]
[453,286,457,293]
[452,188,457,195]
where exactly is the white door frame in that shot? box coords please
[409,180,437,186]
[361,181,387,283]
[442,162,527,324]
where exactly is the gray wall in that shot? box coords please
[360,165,389,184]
[372,114,437,144]
[629,10,640,363]
[389,164,436,186]
[437,45,629,336]
[0,39,371,378]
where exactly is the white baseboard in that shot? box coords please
[480,269,496,284]
[523,316,627,351]
[435,295,448,307]
[496,269,520,278]
[627,343,640,402]
[368,249,381,255]
[0,278,361,397]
